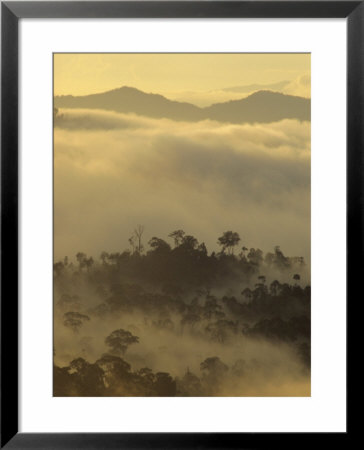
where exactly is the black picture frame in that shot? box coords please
[1,1,358,448]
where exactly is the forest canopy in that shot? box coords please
[54,229,310,397]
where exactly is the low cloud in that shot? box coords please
[284,73,311,98]
[54,109,310,264]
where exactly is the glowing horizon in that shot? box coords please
[54,53,310,106]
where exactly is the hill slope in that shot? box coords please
[54,87,310,124]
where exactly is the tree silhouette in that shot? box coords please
[181,312,201,332]
[105,329,139,355]
[270,279,281,296]
[217,231,241,255]
[76,252,94,272]
[148,237,171,253]
[133,225,145,254]
[240,246,248,259]
[200,357,228,393]
[178,369,203,396]
[241,287,253,300]
[128,236,136,253]
[293,273,301,284]
[247,248,263,266]
[258,275,266,284]
[154,372,176,396]
[63,312,90,333]
[96,353,131,377]
[180,235,198,250]
[205,319,237,343]
[168,230,185,247]
[273,245,290,270]
[68,357,104,396]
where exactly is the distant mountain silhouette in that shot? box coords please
[204,91,310,123]
[222,80,290,93]
[54,87,310,124]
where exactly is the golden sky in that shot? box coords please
[54,53,310,101]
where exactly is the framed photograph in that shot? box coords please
[1,1,357,447]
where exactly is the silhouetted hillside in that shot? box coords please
[55,87,203,122]
[54,87,310,124]
[204,91,310,123]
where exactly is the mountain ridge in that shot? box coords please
[54,86,311,124]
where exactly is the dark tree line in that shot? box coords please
[54,230,306,291]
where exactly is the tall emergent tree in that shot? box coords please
[105,329,140,355]
[217,231,241,255]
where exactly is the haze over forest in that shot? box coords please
[54,53,311,397]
